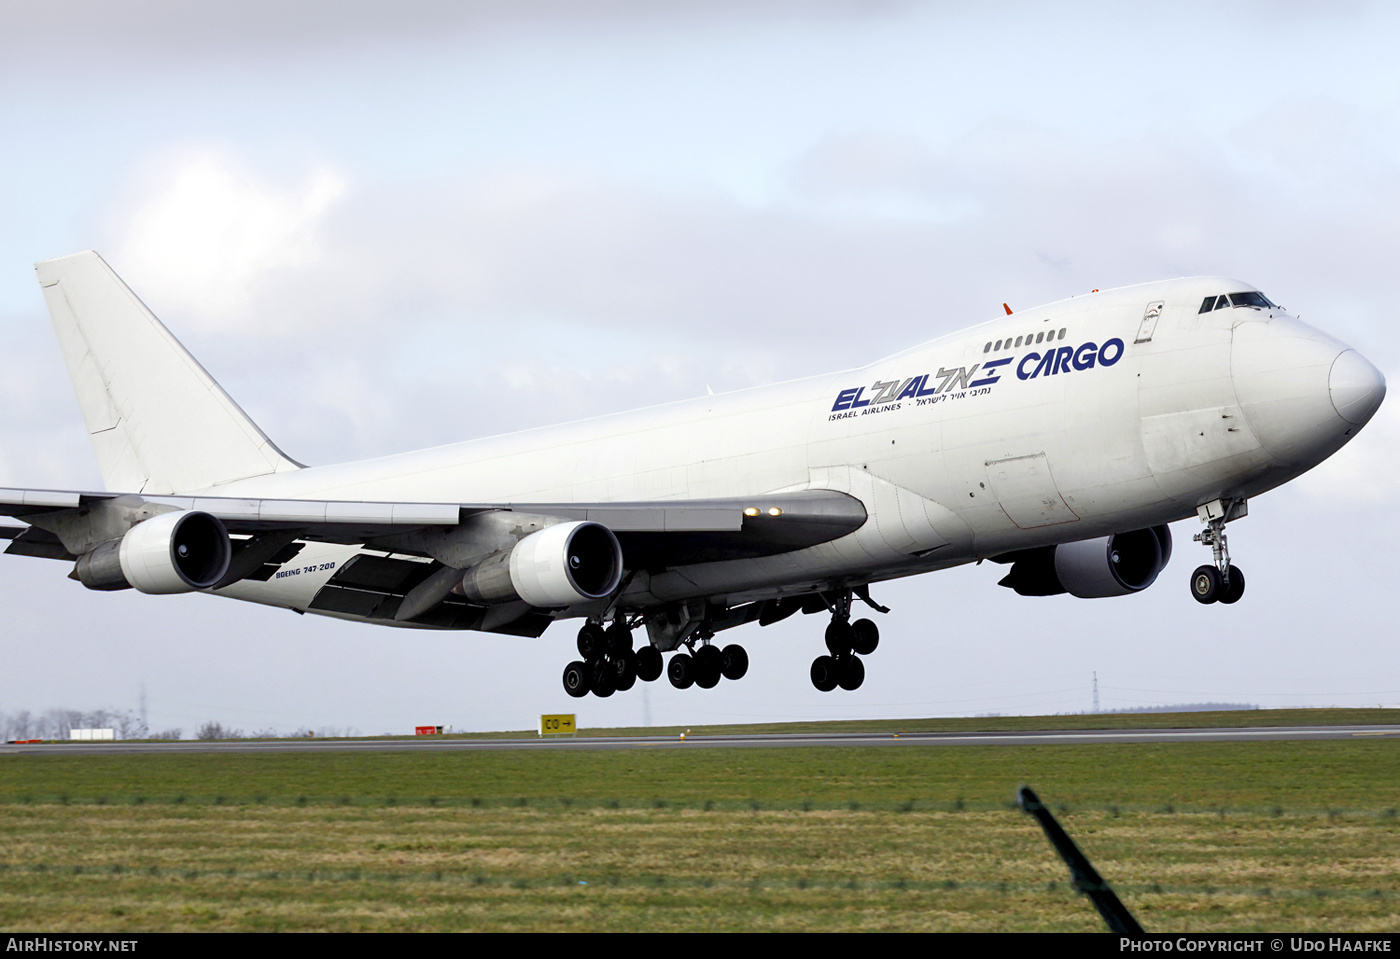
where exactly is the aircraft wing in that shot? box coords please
[0,486,867,570]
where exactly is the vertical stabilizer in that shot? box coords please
[35,251,301,494]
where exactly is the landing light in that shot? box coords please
[744,507,760,517]
[768,507,783,516]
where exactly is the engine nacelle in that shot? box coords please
[460,520,623,608]
[1053,525,1172,598]
[998,525,1172,598]
[75,510,232,594]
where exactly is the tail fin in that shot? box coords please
[35,251,301,494]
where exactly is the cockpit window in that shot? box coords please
[1229,291,1275,309]
[1200,291,1276,313]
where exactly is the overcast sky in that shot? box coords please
[1,1,1396,736]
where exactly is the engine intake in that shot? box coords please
[75,510,232,594]
[460,520,623,608]
[998,525,1172,598]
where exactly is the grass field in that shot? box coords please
[1,711,1398,931]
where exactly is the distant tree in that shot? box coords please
[195,721,244,740]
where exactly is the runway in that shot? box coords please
[4,724,1397,755]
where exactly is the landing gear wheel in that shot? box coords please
[668,653,695,689]
[810,655,840,692]
[577,622,606,659]
[1190,565,1221,604]
[720,644,749,681]
[824,619,854,656]
[611,650,638,691]
[1218,565,1245,605]
[850,619,879,655]
[590,660,617,698]
[694,645,722,689]
[562,661,589,698]
[837,654,865,691]
[636,646,663,682]
[605,621,634,655]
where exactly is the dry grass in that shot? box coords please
[1,804,1398,931]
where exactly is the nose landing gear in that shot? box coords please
[1190,499,1247,605]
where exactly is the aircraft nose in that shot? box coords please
[1328,349,1386,426]
[1231,315,1379,467]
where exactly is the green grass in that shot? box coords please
[2,740,1397,812]
[1,716,1398,930]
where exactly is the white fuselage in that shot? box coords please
[208,276,1379,621]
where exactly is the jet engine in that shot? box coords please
[75,510,232,594]
[460,520,623,608]
[997,525,1172,598]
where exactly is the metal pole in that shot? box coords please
[1017,785,1144,935]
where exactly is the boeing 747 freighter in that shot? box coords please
[0,253,1384,697]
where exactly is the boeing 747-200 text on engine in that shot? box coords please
[0,252,1385,696]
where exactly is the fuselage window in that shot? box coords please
[984,341,992,353]
[1035,332,1044,344]
[1058,328,1067,340]
[1014,336,1023,347]
[994,339,1002,350]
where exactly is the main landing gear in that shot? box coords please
[563,620,653,699]
[665,631,749,691]
[1189,499,1246,606]
[810,589,881,692]
[562,619,746,698]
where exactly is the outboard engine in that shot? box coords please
[997,525,1172,598]
[75,510,232,594]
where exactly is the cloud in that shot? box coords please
[106,148,347,331]
[0,0,915,77]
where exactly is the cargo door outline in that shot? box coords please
[985,452,1080,529]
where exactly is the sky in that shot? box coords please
[0,1,1397,736]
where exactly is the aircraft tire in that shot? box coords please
[636,646,663,682]
[605,621,634,655]
[612,650,638,691]
[825,620,854,656]
[577,622,607,659]
[694,645,723,689]
[668,653,695,689]
[811,655,840,692]
[851,619,879,655]
[562,661,590,698]
[1190,565,1221,604]
[720,644,749,681]
[837,654,865,691]
[590,660,617,698]
[1217,565,1245,604]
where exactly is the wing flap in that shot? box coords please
[307,554,552,636]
